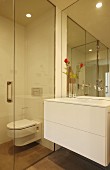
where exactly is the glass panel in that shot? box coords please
[67,18,85,49]
[98,42,109,97]
[85,31,97,96]
[62,0,109,98]
[67,17,86,96]
[0,0,14,170]
[86,31,97,44]
[85,41,97,96]
[71,45,86,96]
[14,0,55,169]
[66,14,109,97]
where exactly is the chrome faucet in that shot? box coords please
[81,83,91,89]
[95,79,103,92]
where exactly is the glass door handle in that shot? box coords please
[7,81,13,103]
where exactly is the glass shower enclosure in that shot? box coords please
[0,0,14,169]
[0,0,55,169]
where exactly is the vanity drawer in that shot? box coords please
[44,120,106,166]
[44,101,107,136]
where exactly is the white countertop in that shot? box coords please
[44,96,110,108]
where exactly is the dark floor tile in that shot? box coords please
[28,147,110,170]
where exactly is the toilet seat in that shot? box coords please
[7,119,39,130]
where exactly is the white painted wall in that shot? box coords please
[24,9,55,99]
[15,24,25,121]
[15,24,25,96]
[23,8,55,150]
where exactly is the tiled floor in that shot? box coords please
[0,141,52,170]
[27,148,110,170]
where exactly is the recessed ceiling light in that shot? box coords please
[26,14,32,18]
[89,49,92,52]
[96,2,102,8]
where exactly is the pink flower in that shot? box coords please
[64,58,69,64]
[80,63,84,68]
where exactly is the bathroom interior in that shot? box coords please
[0,0,110,170]
[0,0,55,170]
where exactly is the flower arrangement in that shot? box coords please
[63,58,84,80]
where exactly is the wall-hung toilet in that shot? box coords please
[7,119,42,146]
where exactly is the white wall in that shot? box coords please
[15,24,25,96]
[15,23,25,121]
[24,9,55,99]
[23,8,55,150]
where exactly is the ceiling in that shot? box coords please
[0,0,53,26]
[67,18,97,48]
[0,0,109,49]
[67,17,107,54]
[64,0,110,48]
[49,0,110,48]
[48,0,79,10]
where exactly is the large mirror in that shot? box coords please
[62,0,109,97]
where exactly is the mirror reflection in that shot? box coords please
[63,1,109,97]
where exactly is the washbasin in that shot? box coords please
[47,96,110,107]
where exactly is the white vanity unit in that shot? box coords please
[44,97,110,166]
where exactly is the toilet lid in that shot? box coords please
[7,119,38,130]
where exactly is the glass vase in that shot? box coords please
[73,83,77,97]
[69,83,73,98]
